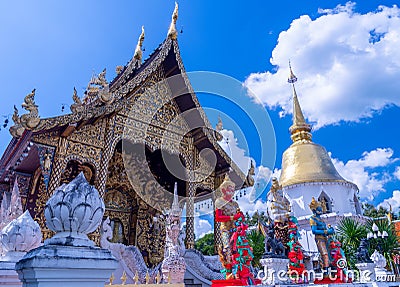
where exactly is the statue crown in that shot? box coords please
[219,174,235,190]
[309,197,321,210]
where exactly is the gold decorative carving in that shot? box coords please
[104,209,131,243]
[70,87,84,113]
[66,142,102,163]
[134,26,145,62]
[83,68,111,105]
[29,168,54,241]
[9,105,25,138]
[32,131,60,146]
[9,89,41,137]
[20,89,41,130]
[167,2,179,40]
[104,189,129,211]
[136,199,166,267]
[68,119,106,148]
[60,160,96,185]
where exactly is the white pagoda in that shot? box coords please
[272,65,363,264]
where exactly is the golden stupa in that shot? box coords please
[279,64,347,187]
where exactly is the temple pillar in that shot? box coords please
[96,117,116,196]
[213,174,224,254]
[186,181,195,249]
[185,138,195,249]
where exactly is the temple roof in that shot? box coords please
[1,11,248,189]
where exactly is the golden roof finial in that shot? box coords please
[134,26,145,62]
[287,62,312,143]
[20,89,40,130]
[12,105,20,124]
[167,2,179,40]
[216,116,223,132]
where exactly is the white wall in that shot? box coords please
[282,181,361,218]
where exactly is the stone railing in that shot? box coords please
[106,271,184,287]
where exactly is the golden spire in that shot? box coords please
[288,62,312,143]
[167,2,179,40]
[133,26,145,62]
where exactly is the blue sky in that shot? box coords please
[1,1,400,236]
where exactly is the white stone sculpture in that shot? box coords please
[100,217,161,284]
[1,210,41,255]
[0,179,23,231]
[0,179,24,256]
[44,172,104,246]
[370,250,386,269]
[370,249,392,281]
[161,182,186,283]
[0,211,41,287]
[16,173,117,287]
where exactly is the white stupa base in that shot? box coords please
[15,244,117,287]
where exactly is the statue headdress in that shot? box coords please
[219,173,235,191]
[309,197,321,211]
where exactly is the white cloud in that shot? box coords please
[195,217,213,239]
[181,206,214,240]
[271,168,282,180]
[378,190,400,212]
[257,165,273,182]
[237,195,266,216]
[394,166,400,180]
[219,129,252,173]
[218,128,272,200]
[361,148,396,167]
[331,148,397,200]
[244,3,400,128]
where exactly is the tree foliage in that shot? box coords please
[195,233,215,256]
[336,217,367,269]
[362,203,398,220]
[247,229,265,268]
[365,219,399,267]
[336,217,399,271]
[245,211,269,227]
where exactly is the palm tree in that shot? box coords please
[336,217,367,269]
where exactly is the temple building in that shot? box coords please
[271,65,363,262]
[0,4,253,267]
